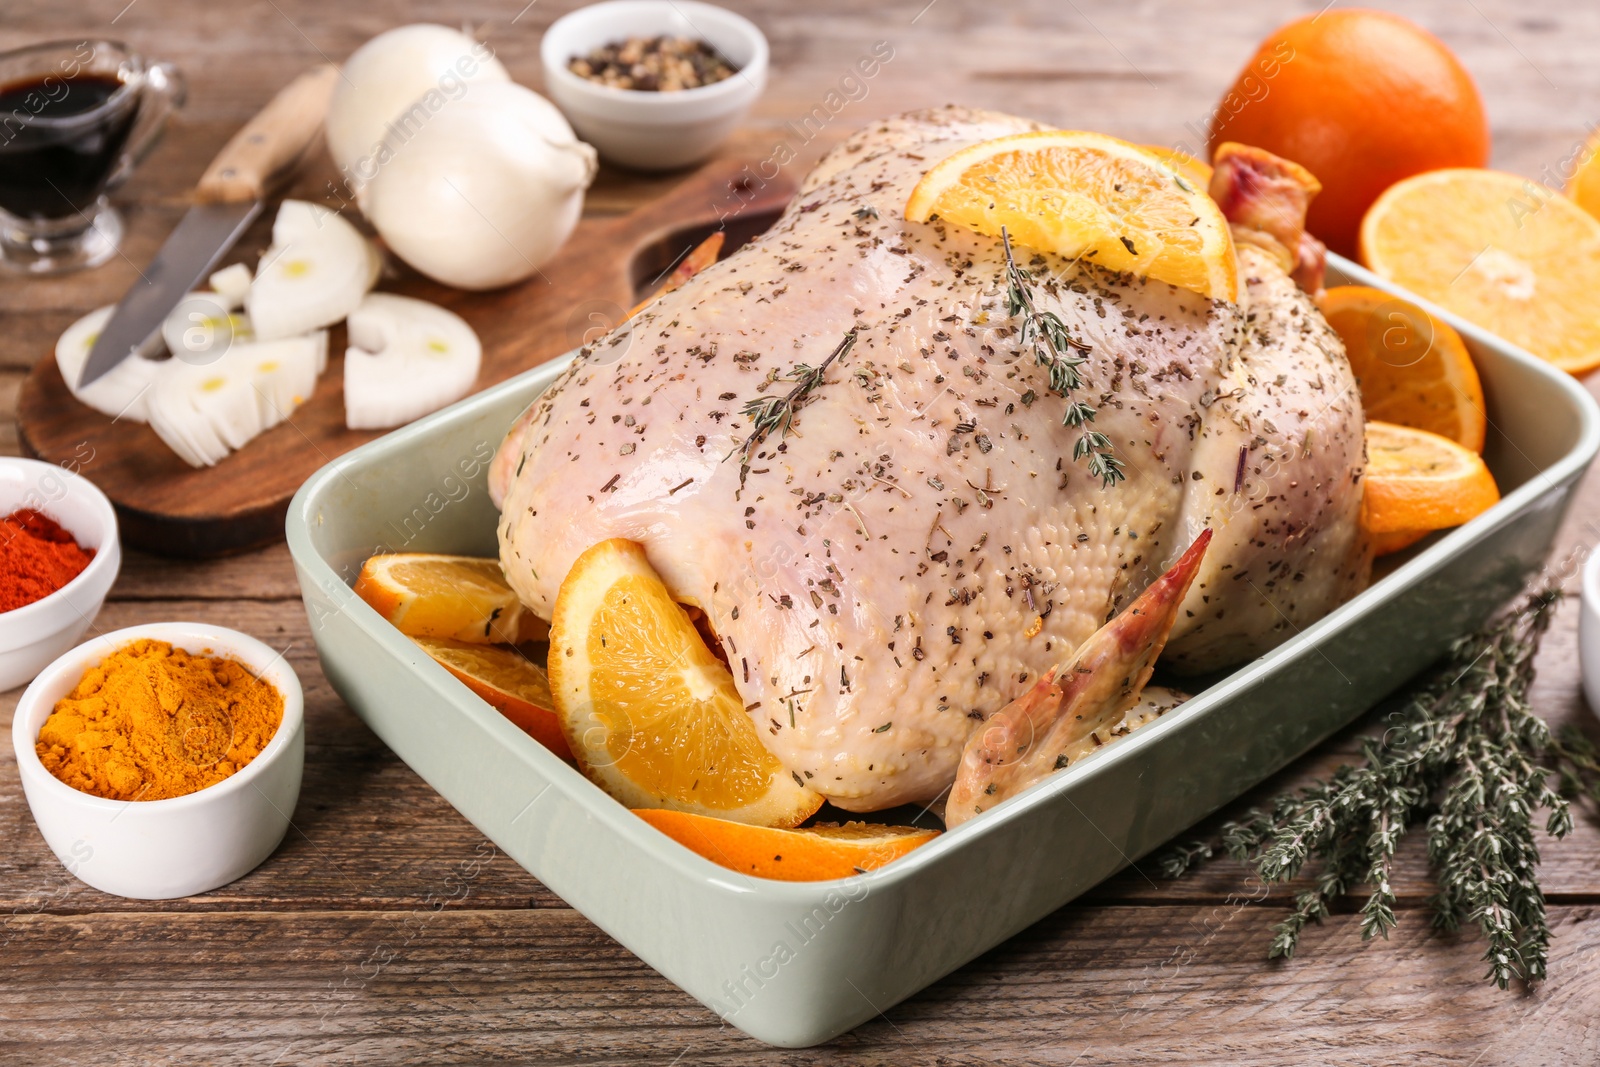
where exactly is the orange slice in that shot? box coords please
[1565,129,1600,221]
[414,637,571,760]
[547,539,823,827]
[1139,144,1214,190]
[1362,421,1500,540]
[634,809,939,881]
[1370,529,1430,557]
[905,130,1239,302]
[1360,168,1600,374]
[355,553,547,644]
[628,231,724,318]
[1318,285,1486,452]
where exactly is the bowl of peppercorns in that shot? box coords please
[541,0,767,170]
[0,458,120,691]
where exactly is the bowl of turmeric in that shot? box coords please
[0,457,121,692]
[11,622,304,899]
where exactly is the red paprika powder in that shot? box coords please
[1,509,95,612]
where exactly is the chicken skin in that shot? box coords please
[491,107,1368,813]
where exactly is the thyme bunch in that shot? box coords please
[734,329,857,487]
[1161,587,1599,988]
[1550,725,1600,806]
[1000,227,1124,487]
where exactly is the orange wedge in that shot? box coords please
[1139,144,1214,190]
[635,809,939,881]
[355,553,547,644]
[1318,285,1486,452]
[905,130,1239,302]
[1565,129,1600,221]
[1362,421,1500,545]
[548,539,823,827]
[1360,168,1600,374]
[415,637,571,760]
[1369,529,1430,557]
[628,231,724,317]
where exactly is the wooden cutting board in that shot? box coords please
[18,161,796,558]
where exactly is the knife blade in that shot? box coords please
[79,64,339,389]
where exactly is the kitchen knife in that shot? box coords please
[78,64,340,389]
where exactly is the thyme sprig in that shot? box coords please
[1000,226,1124,488]
[1160,587,1599,988]
[1551,725,1600,806]
[734,329,858,487]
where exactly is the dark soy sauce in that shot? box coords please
[0,72,140,221]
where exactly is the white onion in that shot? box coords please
[326,24,510,179]
[247,200,377,342]
[162,291,253,363]
[207,263,253,309]
[55,305,163,424]
[344,293,481,429]
[148,333,328,468]
[358,82,596,290]
[248,332,327,423]
[149,359,258,467]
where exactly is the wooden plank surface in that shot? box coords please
[3,0,1600,1062]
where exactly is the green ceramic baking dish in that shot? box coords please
[286,254,1600,1047]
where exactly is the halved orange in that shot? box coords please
[905,130,1239,302]
[1360,168,1600,374]
[414,637,571,760]
[355,553,546,644]
[1318,285,1486,452]
[1565,128,1600,221]
[634,809,938,881]
[1362,420,1500,539]
[547,539,823,827]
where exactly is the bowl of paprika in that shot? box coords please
[0,457,120,692]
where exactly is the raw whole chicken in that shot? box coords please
[491,107,1369,814]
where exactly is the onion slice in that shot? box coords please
[148,332,328,468]
[344,293,481,429]
[55,305,163,423]
[161,291,254,363]
[247,201,377,342]
[208,263,253,309]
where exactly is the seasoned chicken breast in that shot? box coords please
[491,107,1368,811]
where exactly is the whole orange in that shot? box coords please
[1208,9,1489,258]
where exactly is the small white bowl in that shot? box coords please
[541,0,768,171]
[0,458,121,691]
[12,622,305,899]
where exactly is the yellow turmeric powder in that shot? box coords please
[36,639,284,801]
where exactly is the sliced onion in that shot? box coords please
[208,263,253,309]
[149,367,240,467]
[344,293,481,429]
[250,331,326,425]
[148,332,328,468]
[55,304,163,423]
[247,201,377,342]
[161,291,254,363]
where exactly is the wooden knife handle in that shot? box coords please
[196,65,339,203]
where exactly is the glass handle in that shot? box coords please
[106,61,186,191]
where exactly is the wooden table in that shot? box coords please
[4,1,1600,1061]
